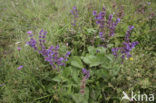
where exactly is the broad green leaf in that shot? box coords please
[88,46,96,54]
[83,55,102,67]
[71,56,83,69]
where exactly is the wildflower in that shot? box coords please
[130,57,133,61]
[27,31,33,37]
[112,48,119,57]
[17,47,21,51]
[125,26,134,42]
[93,7,120,40]
[27,29,70,69]
[99,32,103,38]
[27,38,37,50]
[80,68,90,95]
[115,18,120,26]
[112,26,138,62]
[71,6,78,26]
[17,65,23,70]
[27,31,32,34]
[82,68,90,79]
[93,10,97,16]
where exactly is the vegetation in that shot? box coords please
[0,0,155,103]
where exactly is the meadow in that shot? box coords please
[0,0,156,103]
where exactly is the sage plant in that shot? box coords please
[112,26,139,62]
[27,29,70,69]
[80,68,90,94]
[71,6,78,26]
[93,7,120,40]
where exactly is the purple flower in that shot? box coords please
[27,31,32,34]
[108,14,113,21]
[17,47,21,51]
[82,68,90,79]
[93,10,97,16]
[93,7,120,40]
[71,6,78,26]
[113,41,139,61]
[115,18,120,26]
[27,38,37,50]
[73,6,77,10]
[125,26,134,42]
[99,32,103,38]
[112,48,119,57]
[27,29,70,69]
[39,29,44,35]
[128,26,134,30]
[17,65,23,70]
[112,26,138,62]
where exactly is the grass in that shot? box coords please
[0,0,156,103]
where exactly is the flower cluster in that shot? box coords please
[80,68,90,95]
[71,6,78,26]
[112,26,139,62]
[125,26,134,42]
[44,45,71,69]
[93,7,120,40]
[27,30,70,69]
[27,38,37,50]
[82,68,90,79]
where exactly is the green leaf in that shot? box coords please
[96,47,107,54]
[71,68,79,82]
[71,56,83,69]
[88,46,96,55]
[83,53,110,67]
[83,55,101,67]
[52,76,61,82]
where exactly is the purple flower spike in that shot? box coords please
[112,48,119,57]
[39,29,44,35]
[17,65,23,70]
[71,6,78,26]
[115,18,120,26]
[82,68,90,79]
[99,32,103,38]
[93,7,120,40]
[109,14,113,20]
[125,26,134,42]
[27,29,70,69]
[66,51,71,57]
[112,26,138,62]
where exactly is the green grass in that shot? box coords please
[0,0,156,103]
